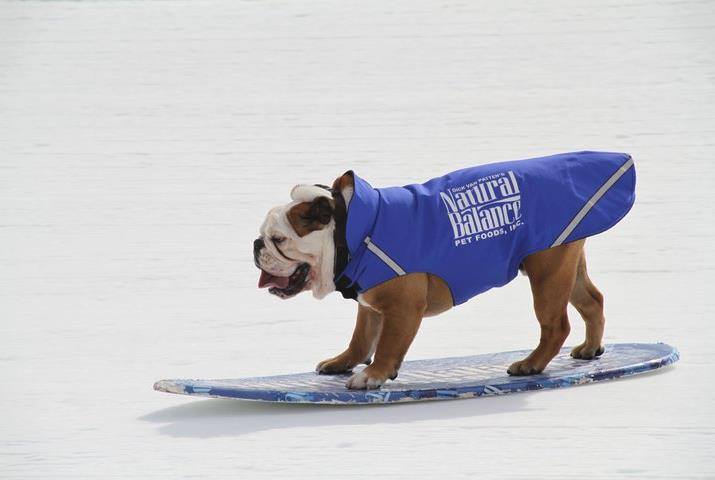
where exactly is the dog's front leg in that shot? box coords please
[345,273,429,389]
[345,306,423,389]
[345,276,427,390]
[316,305,382,374]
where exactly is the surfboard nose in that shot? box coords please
[153,379,185,395]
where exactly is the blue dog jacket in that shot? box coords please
[335,151,635,305]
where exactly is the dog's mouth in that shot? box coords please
[258,263,311,299]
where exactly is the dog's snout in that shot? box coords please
[253,237,265,268]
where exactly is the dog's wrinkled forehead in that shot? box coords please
[259,205,293,238]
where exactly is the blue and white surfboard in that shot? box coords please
[154,343,678,404]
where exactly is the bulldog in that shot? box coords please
[254,151,636,390]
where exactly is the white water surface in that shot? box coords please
[1,1,714,478]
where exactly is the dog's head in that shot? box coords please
[253,174,353,300]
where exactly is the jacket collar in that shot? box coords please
[332,171,380,300]
[344,172,380,255]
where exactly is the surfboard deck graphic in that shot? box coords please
[154,343,678,404]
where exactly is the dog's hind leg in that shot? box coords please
[569,248,606,359]
[507,240,583,376]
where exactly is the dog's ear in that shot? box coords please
[287,196,335,237]
[331,171,354,193]
[306,196,333,225]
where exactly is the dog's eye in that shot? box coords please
[271,236,286,244]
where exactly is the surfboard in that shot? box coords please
[153,343,678,404]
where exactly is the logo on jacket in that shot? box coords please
[440,171,523,246]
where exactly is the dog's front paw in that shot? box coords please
[345,365,395,390]
[570,343,605,360]
[507,358,544,376]
[316,350,373,375]
[316,355,355,375]
[316,351,370,375]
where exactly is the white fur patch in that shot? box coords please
[346,369,385,390]
[290,184,331,203]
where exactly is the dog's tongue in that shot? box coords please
[258,270,291,289]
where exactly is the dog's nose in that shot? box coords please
[253,237,265,268]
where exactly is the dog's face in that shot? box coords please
[254,184,337,299]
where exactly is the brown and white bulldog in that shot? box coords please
[253,173,606,390]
